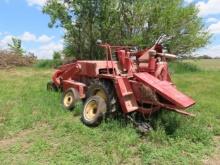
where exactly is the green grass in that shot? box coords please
[184,59,220,71]
[0,63,220,164]
[169,61,201,74]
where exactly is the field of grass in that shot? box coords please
[0,60,220,164]
[184,59,220,71]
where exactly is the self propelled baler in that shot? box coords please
[47,35,195,133]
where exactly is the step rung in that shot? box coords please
[122,92,133,96]
[127,106,139,112]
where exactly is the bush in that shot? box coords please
[149,111,212,146]
[0,50,36,68]
[35,59,62,68]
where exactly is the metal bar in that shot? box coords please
[167,108,196,117]
[108,45,116,76]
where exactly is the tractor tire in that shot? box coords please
[47,81,58,92]
[62,88,80,110]
[86,79,119,115]
[82,95,107,127]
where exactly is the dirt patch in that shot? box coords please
[0,129,33,149]
[203,136,220,165]
[0,122,50,149]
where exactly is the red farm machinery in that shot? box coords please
[47,34,195,133]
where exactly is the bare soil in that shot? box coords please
[0,122,50,150]
[203,136,220,165]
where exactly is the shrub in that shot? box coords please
[0,50,36,68]
[35,59,62,68]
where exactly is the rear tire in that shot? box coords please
[86,80,119,115]
[81,95,107,127]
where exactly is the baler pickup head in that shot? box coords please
[134,72,196,115]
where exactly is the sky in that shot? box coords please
[0,0,220,59]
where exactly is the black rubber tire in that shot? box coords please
[47,81,58,92]
[62,88,80,110]
[86,79,119,115]
[81,95,107,127]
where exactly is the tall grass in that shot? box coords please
[169,61,201,73]
[0,62,219,164]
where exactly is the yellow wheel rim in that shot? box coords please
[84,100,98,121]
[63,92,74,107]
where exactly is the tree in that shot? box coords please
[53,51,62,60]
[8,37,25,56]
[43,0,211,59]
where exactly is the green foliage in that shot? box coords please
[43,0,211,59]
[150,111,212,145]
[169,60,201,73]
[53,51,62,60]
[7,37,25,56]
[35,59,62,68]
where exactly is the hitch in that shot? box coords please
[167,108,196,117]
[127,114,152,134]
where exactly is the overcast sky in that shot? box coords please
[0,0,220,59]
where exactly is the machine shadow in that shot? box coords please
[149,110,183,135]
